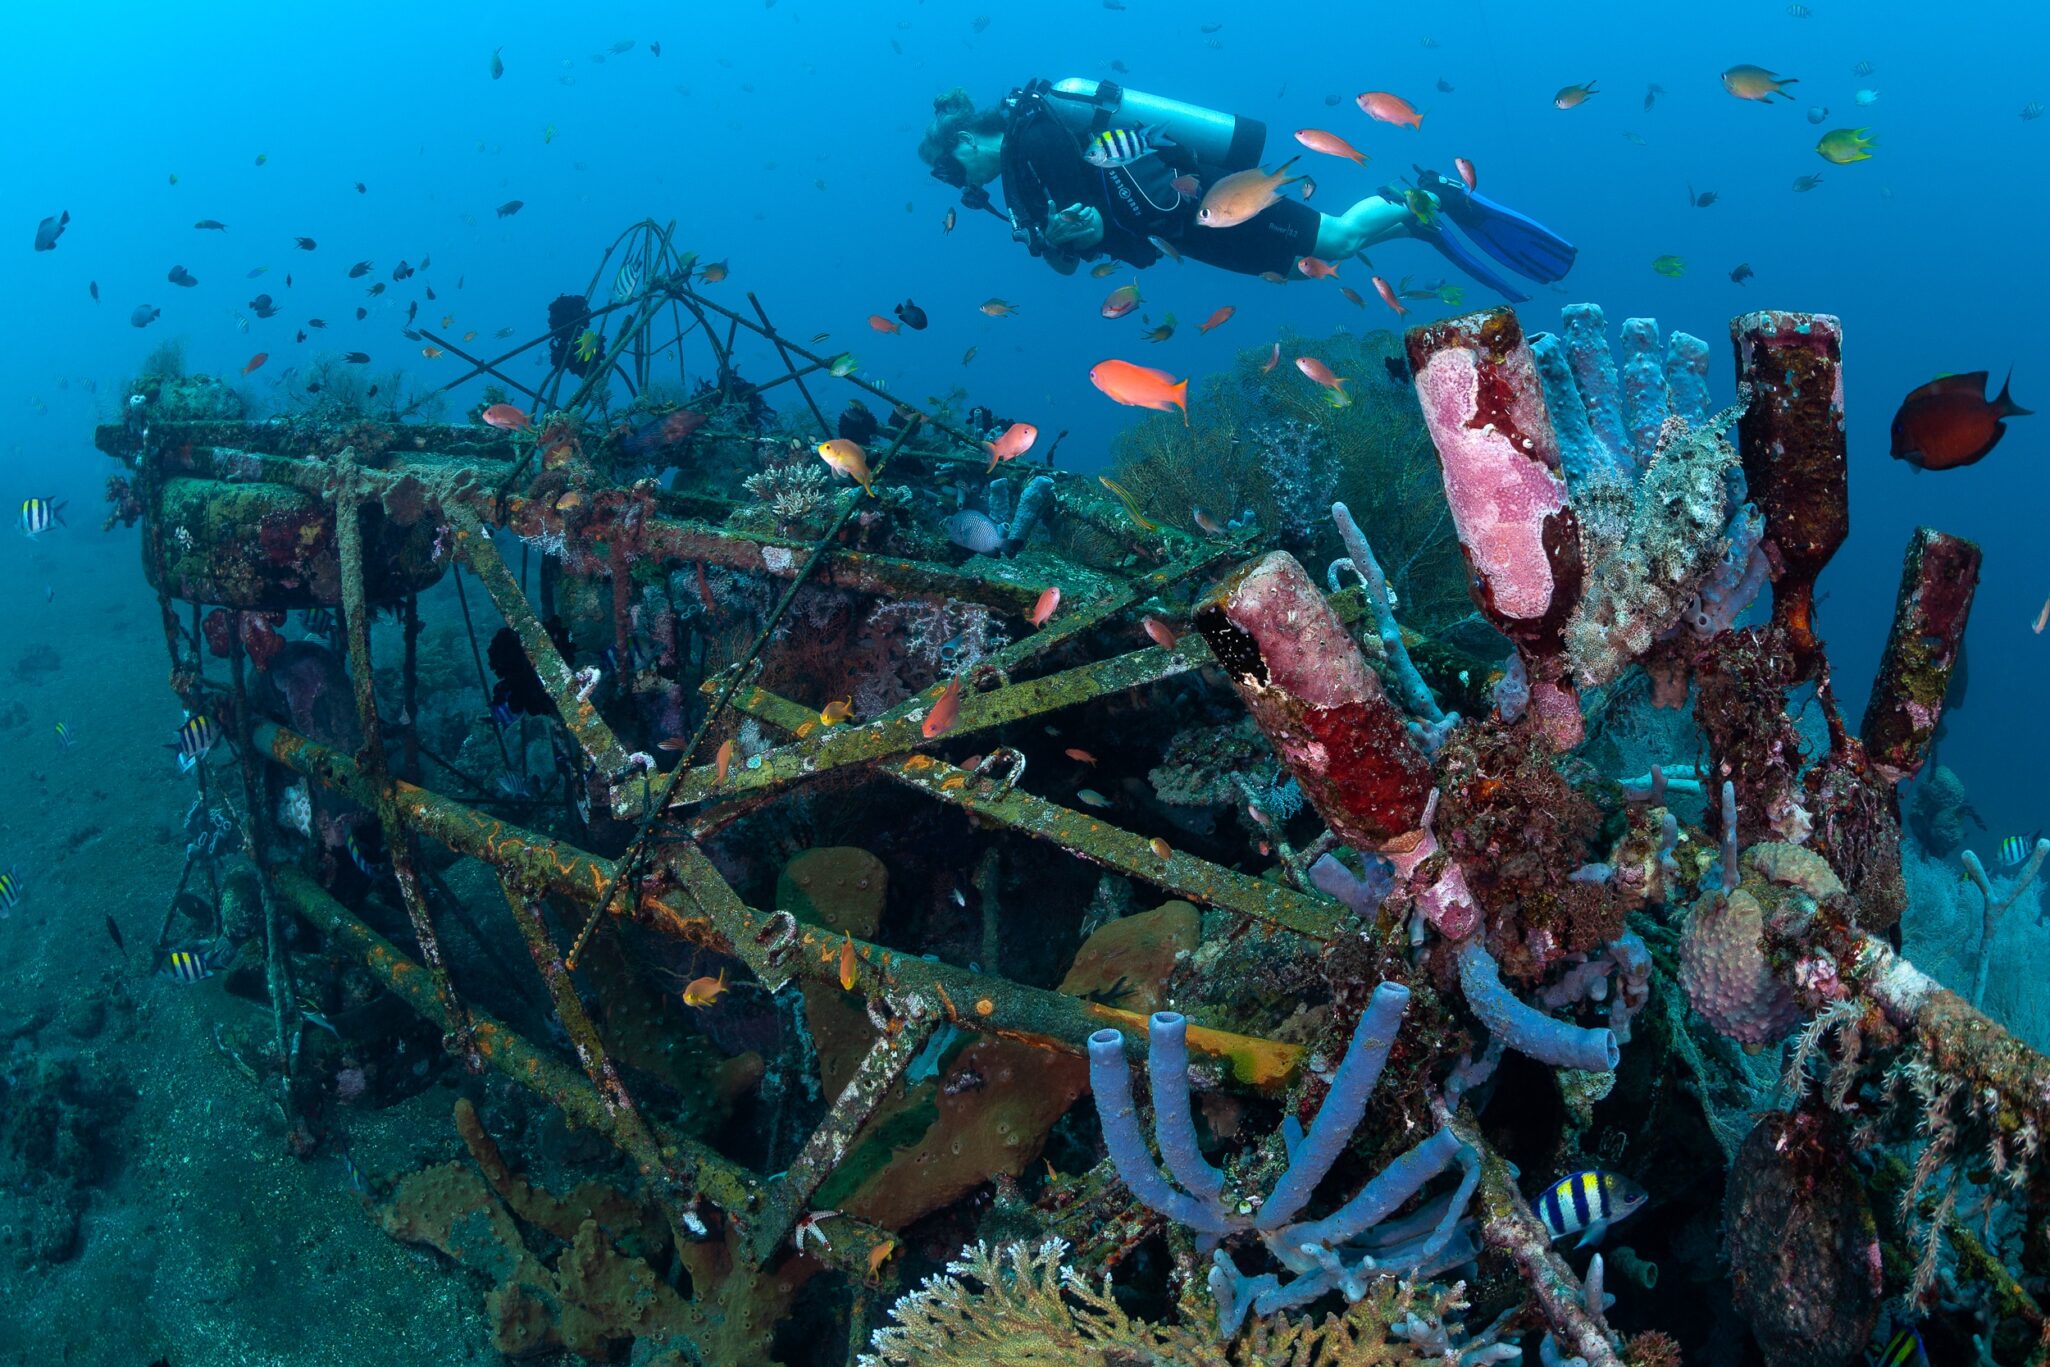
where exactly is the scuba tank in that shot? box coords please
[1043,78,1266,174]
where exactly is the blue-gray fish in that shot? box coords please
[20,496,65,536]
[1534,1169,1646,1247]
[943,510,1006,554]
[130,304,162,328]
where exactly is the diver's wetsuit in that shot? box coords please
[1000,94,1320,276]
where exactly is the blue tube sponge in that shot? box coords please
[1618,317,1670,465]
[1256,982,1411,1230]
[1002,475,1056,555]
[1664,330,1713,429]
[1562,303,1632,476]
[1530,332,1611,495]
[1148,1012,1226,1200]
[1086,1028,1236,1233]
[1283,1126,1464,1250]
[1457,941,1619,1071]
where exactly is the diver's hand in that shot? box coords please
[1044,203,1104,251]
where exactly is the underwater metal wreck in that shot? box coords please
[94,221,2050,1365]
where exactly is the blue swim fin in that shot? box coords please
[1403,213,1532,303]
[1415,168,1578,285]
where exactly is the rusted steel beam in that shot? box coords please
[447,508,638,793]
[253,722,1303,1090]
[337,460,478,1066]
[1859,527,1981,784]
[721,685,1343,942]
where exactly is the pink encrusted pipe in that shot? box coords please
[1859,527,1981,784]
[1194,551,1435,853]
[1407,309,1587,750]
[1730,311,1847,664]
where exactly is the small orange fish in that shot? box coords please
[838,933,858,991]
[1142,616,1180,649]
[1030,586,1061,627]
[1149,837,1172,859]
[1170,173,1201,194]
[980,298,1018,317]
[1065,747,1099,765]
[1455,156,1477,191]
[983,421,1039,471]
[421,346,443,359]
[1197,305,1235,333]
[867,313,900,334]
[1296,356,1348,394]
[922,675,963,739]
[2036,596,2050,635]
[867,1238,897,1278]
[1262,341,1281,373]
[241,352,268,375]
[682,967,729,1008]
[1292,128,1369,165]
[1196,156,1302,228]
[1356,90,1423,128]
[715,738,735,782]
[694,561,716,613]
[819,697,854,725]
[1371,276,1408,317]
[1554,80,1599,110]
[1296,256,1339,280]
[555,490,583,512]
[482,402,530,431]
[699,260,729,283]
[817,438,877,496]
[1089,359,1189,424]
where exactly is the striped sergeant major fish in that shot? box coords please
[1084,124,1172,168]
[1876,1327,1929,1366]
[1999,833,2043,870]
[20,496,66,537]
[171,713,222,774]
[1533,1169,1646,1248]
[160,944,228,984]
[0,867,22,917]
[54,721,74,750]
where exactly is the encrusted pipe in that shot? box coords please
[1457,940,1620,1071]
[1148,1012,1227,1201]
[1257,982,1412,1229]
[1720,780,1740,892]
[1331,502,1445,725]
[1730,310,1847,661]
[1195,551,1435,852]
[1859,527,1982,784]
[1087,1028,1239,1234]
[1408,308,1586,750]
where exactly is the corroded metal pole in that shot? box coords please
[1194,551,1435,854]
[1731,311,1848,667]
[1407,308,1586,750]
[1859,527,1981,784]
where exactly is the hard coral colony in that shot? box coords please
[87,204,2050,1367]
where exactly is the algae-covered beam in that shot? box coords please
[254,722,1303,1088]
[447,508,637,790]
[721,684,1343,942]
[1859,526,1981,784]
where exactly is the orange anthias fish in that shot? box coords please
[816,438,877,495]
[715,738,735,782]
[682,967,729,1008]
[1089,359,1189,423]
[1142,616,1180,649]
[1030,585,1061,627]
[1721,64,1799,103]
[1296,356,1349,395]
[1371,275,1408,316]
[1065,747,1099,765]
[921,675,963,739]
[1198,306,1235,333]
[1196,157,1302,228]
[1293,128,1369,165]
[242,352,268,375]
[1889,370,2032,471]
[1296,256,1339,280]
[838,933,858,991]
[1554,80,1599,109]
[482,402,531,431]
[983,421,1039,471]
[1356,91,1423,128]
[868,314,900,334]
[1455,156,1477,191]
[1262,341,1281,373]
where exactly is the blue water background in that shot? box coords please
[4,0,2043,838]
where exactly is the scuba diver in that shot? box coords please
[919,79,1575,302]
